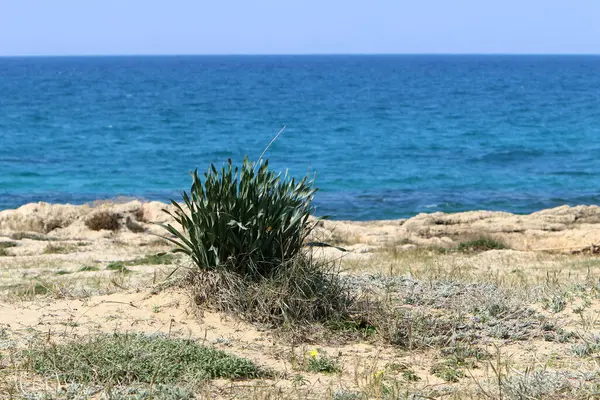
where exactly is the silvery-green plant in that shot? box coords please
[161,157,319,278]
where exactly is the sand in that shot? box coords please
[2,200,600,398]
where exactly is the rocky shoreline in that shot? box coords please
[2,200,600,254]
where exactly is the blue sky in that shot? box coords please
[1,0,598,56]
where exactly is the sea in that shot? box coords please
[1,55,599,220]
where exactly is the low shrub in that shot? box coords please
[456,237,506,252]
[85,211,121,231]
[27,333,266,385]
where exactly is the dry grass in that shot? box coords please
[85,211,121,231]
[43,243,78,254]
[187,254,355,337]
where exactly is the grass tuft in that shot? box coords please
[79,265,100,272]
[43,243,77,254]
[26,333,266,385]
[106,262,132,273]
[306,351,341,374]
[105,254,175,272]
[188,253,354,332]
[131,253,175,265]
[456,237,506,252]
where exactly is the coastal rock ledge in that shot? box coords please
[1,201,600,253]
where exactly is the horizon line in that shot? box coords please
[1,52,600,58]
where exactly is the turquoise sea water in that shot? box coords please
[1,55,599,220]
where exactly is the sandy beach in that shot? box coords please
[2,200,600,398]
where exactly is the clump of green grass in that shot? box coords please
[85,211,121,231]
[106,262,132,273]
[306,350,341,374]
[430,360,465,382]
[10,282,51,298]
[55,270,72,276]
[26,333,266,385]
[292,349,341,374]
[105,254,174,272]
[0,241,17,249]
[131,253,175,265]
[79,265,100,272]
[0,248,10,257]
[456,237,506,252]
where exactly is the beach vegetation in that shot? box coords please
[85,211,121,231]
[305,349,342,374]
[106,262,132,273]
[456,237,506,252]
[43,243,77,254]
[79,265,100,272]
[161,157,317,277]
[187,252,354,330]
[105,254,174,271]
[162,157,359,331]
[26,333,266,385]
[132,253,175,265]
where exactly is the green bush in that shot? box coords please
[456,237,506,252]
[161,157,318,278]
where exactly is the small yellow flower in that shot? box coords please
[309,349,319,358]
[266,226,273,232]
[374,369,385,379]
